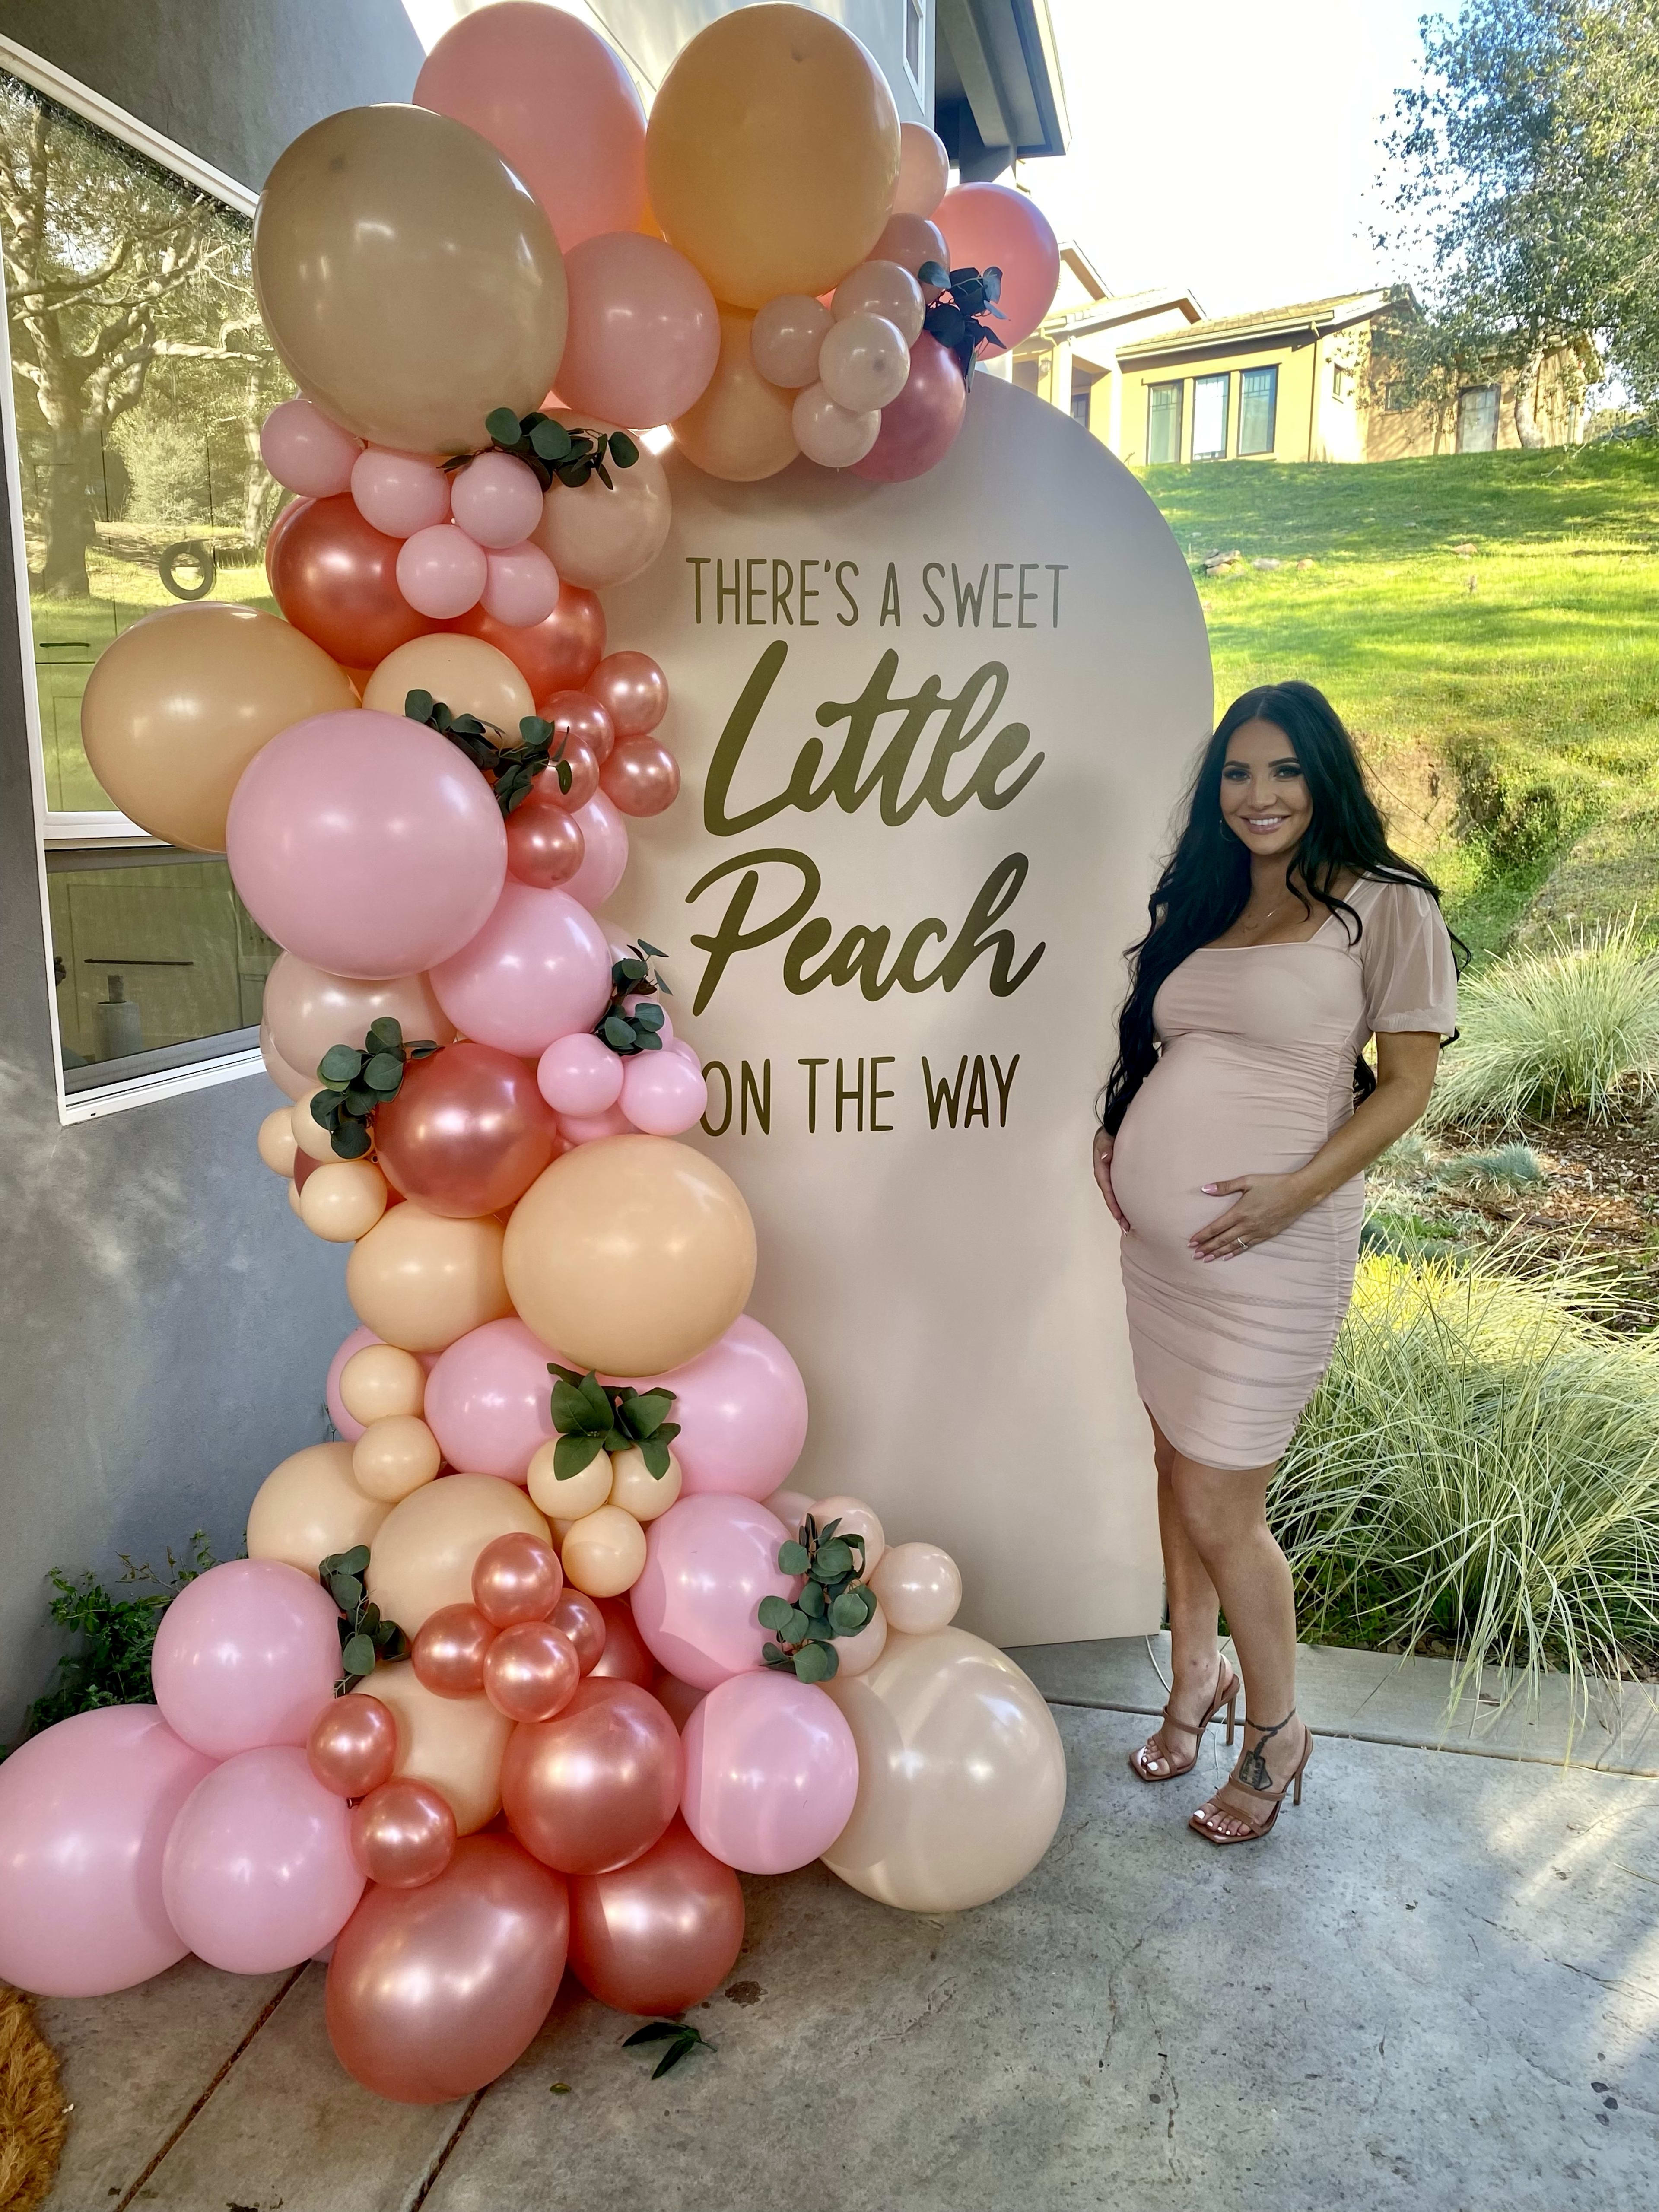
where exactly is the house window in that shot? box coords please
[903,0,925,91]
[1457,384,1501,452]
[0,57,290,1118]
[1069,368,1098,431]
[1385,382,1409,412]
[1332,363,1353,401]
[1146,380,1183,464]
[1238,364,1278,455]
[1192,374,1229,460]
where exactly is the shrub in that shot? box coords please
[1427,919,1659,1126]
[1272,1253,1659,1706]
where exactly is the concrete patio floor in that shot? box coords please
[37,1640,1659,2212]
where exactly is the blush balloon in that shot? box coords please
[588,1593,656,1686]
[537,1032,624,1118]
[556,230,720,428]
[262,397,362,496]
[267,493,426,665]
[482,543,560,629]
[446,586,605,696]
[450,451,545,550]
[647,1316,810,1500]
[349,1777,457,1887]
[424,1317,560,1485]
[548,1589,607,1674]
[500,1676,682,1874]
[429,880,613,1058]
[566,1816,743,2015]
[350,447,451,538]
[472,1532,564,1627]
[561,791,629,913]
[628,1494,794,1691]
[308,1695,398,1798]
[506,789,586,887]
[852,334,966,484]
[585,651,667,738]
[374,1041,559,1219]
[484,1620,581,1723]
[600,736,680,817]
[397,522,488,619]
[150,1559,340,1759]
[411,1604,496,1699]
[681,1672,860,1875]
[619,1048,706,1137]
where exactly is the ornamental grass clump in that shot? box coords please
[1272,1252,1659,1709]
[1427,920,1659,1128]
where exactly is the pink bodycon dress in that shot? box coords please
[1110,875,1458,1470]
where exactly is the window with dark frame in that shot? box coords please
[1238,363,1278,455]
[1146,379,1182,464]
[1192,372,1229,460]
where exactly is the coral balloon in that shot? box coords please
[346,1205,512,1354]
[485,1620,581,1723]
[506,788,586,887]
[350,1777,457,1888]
[646,6,899,307]
[501,1677,681,1874]
[792,383,880,468]
[538,686,614,764]
[360,633,533,731]
[473,1531,564,1627]
[852,334,966,483]
[505,1136,756,1376]
[750,294,833,388]
[151,1558,340,1758]
[894,122,950,219]
[0,1707,213,1997]
[618,1048,706,1136]
[374,1042,560,1219]
[349,446,451,538]
[424,1316,559,1484]
[368,1474,551,1637]
[308,1695,398,1798]
[245,1441,389,1577]
[600,736,679,817]
[326,1834,568,2102]
[681,1672,859,1874]
[261,396,362,495]
[672,307,798,481]
[833,258,926,343]
[397,522,487,620]
[567,1817,743,2014]
[629,1493,793,1691]
[557,231,719,427]
[79,603,355,850]
[350,1662,513,1834]
[537,1031,623,1118]
[262,954,455,1094]
[818,311,911,413]
[531,422,670,591]
[429,880,613,1059]
[451,450,545,550]
[561,790,629,912]
[870,1542,963,1634]
[299,1158,389,1241]
[412,1604,495,1699]
[339,1343,427,1426]
[650,1315,810,1500]
[447,585,605,696]
[823,1630,1067,1911]
[548,1588,608,1674]
[588,1592,657,1685]
[935,181,1062,346]
[586,651,667,738]
[255,104,567,454]
[266,493,426,666]
[482,542,560,628]
[351,1414,442,1503]
[414,2,647,250]
[560,1505,648,1599]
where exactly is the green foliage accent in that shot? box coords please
[318,1546,408,1694]
[312,1016,439,1160]
[622,2020,716,2079]
[594,941,673,1057]
[404,691,573,812]
[547,1366,681,1478]
[7,1532,214,1753]
[466,407,641,492]
[918,261,1006,386]
[760,1514,871,1683]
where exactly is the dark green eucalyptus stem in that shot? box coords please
[318,1545,408,1694]
[597,941,672,1056]
[760,1515,874,1684]
[547,1367,681,1481]
[455,407,641,492]
[622,2020,716,2079]
[404,690,574,814]
[312,1017,439,1160]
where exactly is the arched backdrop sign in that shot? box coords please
[606,376,1211,1646]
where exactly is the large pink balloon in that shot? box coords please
[629,1493,794,1691]
[0,1707,214,1996]
[226,711,506,980]
[935,182,1061,348]
[557,232,719,428]
[852,334,966,484]
[429,880,613,1058]
[649,1316,809,1499]
[561,791,629,912]
[162,1745,365,1973]
[327,1323,381,1443]
[424,1316,559,1483]
[415,3,647,251]
[681,1672,859,1874]
[150,1559,340,1759]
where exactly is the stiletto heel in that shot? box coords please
[1189,1716,1313,1845]
[1224,1689,1237,1747]
[1128,1657,1241,1784]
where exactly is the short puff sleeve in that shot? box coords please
[1358,880,1458,1037]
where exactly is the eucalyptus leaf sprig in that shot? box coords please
[404,690,574,814]
[312,1016,439,1160]
[622,2020,716,2079]
[918,260,1007,387]
[468,407,641,492]
[760,1514,875,1684]
[547,1366,682,1481]
[318,1545,408,1694]
[597,941,672,1056]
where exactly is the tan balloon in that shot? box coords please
[823,1629,1066,1912]
[560,1505,648,1599]
[340,1344,426,1426]
[346,1203,512,1354]
[361,635,534,732]
[299,1159,389,1243]
[291,1090,337,1163]
[869,1542,961,1635]
[811,1493,886,1573]
[263,954,455,1089]
[366,1472,550,1635]
[261,1020,311,1102]
[671,309,799,483]
[79,603,354,849]
[607,1446,681,1523]
[530,416,671,591]
[255,104,567,454]
[287,1179,304,1217]
[526,1439,613,1523]
[257,1108,298,1178]
[246,1441,388,1578]
[504,1136,756,1376]
[349,1661,512,1834]
[353,1415,443,1503]
[645,6,900,308]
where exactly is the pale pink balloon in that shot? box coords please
[482,542,560,627]
[893,122,950,219]
[425,1316,559,1483]
[561,791,628,912]
[162,1745,365,1973]
[620,1049,706,1136]
[664,1036,702,1071]
[261,397,361,496]
[537,1031,624,1117]
[397,522,489,618]
[560,1103,636,1144]
[629,1494,794,1691]
[647,1316,809,1500]
[150,1559,340,1759]
[226,711,507,981]
[327,1324,381,1443]
[451,450,546,549]
[832,260,925,344]
[557,231,719,428]
[0,1707,214,1997]
[429,880,613,1057]
[818,312,911,413]
[792,383,880,470]
[350,448,451,538]
[681,1673,859,1874]
[873,211,948,278]
[935,181,1062,347]
[620,992,672,1042]
[750,295,833,388]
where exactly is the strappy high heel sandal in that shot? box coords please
[1189,1715,1313,1845]
[1128,1656,1240,1783]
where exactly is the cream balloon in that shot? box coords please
[360,634,534,732]
[823,1629,1066,1911]
[291,1090,338,1163]
[346,1205,512,1354]
[526,1438,613,1523]
[257,1108,298,1177]
[607,1446,681,1523]
[831,260,925,345]
[893,122,950,219]
[791,384,879,469]
[339,1343,426,1426]
[246,1442,388,1579]
[831,1602,887,1678]
[671,309,798,484]
[869,1542,962,1634]
[765,1487,817,1534]
[365,1472,550,1634]
[299,1159,389,1243]
[560,1504,648,1599]
[530,414,671,591]
[810,1494,886,1574]
[262,956,455,1090]
[750,296,833,388]
[817,312,911,413]
[348,1662,511,1834]
[352,1415,443,1503]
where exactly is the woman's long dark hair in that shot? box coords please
[1100,681,1457,1135]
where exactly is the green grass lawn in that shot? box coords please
[1137,444,1659,958]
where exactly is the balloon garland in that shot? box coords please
[0,2,1068,2104]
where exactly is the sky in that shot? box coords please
[1028,0,1435,319]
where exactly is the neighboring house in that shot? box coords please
[1003,246,1206,446]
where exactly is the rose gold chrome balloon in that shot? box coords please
[543,736,601,811]
[374,1042,559,1220]
[308,1695,398,1799]
[567,1816,743,2015]
[411,1604,496,1698]
[585,650,666,738]
[549,1589,607,1674]
[447,587,605,698]
[599,736,680,818]
[589,1593,655,1686]
[506,791,586,888]
[539,689,614,766]
[472,1532,564,1627]
[267,493,425,666]
[349,1777,458,1887]
[483,1620,581,1723]
[500,1677,681,1874]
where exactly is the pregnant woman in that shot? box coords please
[1093,680,1457,1846]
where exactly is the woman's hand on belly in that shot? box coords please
[1189,1169,1319,1262]
[1092,1128,1130,1231]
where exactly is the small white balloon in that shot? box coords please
[833,1602,888,1677]
[817,313,912,413]
[750,295,834,388]
[832,260,925,346]
[894,121,950,219]
[791,383,880,469]
[869,1541,962,1635]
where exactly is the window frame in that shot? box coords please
[1191,371,1230,461]
[902,0,926,99]
[1237,363,1279,457]
[1145,378,1184,464]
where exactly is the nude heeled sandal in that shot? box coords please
[1188,1716,1313,1845]
[1128,1656,1240,1783]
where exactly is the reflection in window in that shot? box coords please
[1238,364,1278,456]
[1146,380,1182,464]
[1192,372,1229,460]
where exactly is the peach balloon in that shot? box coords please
[527,1437,613,1523]
[869,1541,962,1635]
[504,1136,756,1376]
[346,1204,512,1354]
[548,1588,607,1674]
[258,1108,298,1177]
[246,1443,388,1580]
[308,1695,398,1799]
[263,955,455,1095]
[411,1604,495,1699]
[290,1089,337,1164]
[367,1473,551,1637]
[361,634,534,733]
[893,122,950,219]
[484,1620,581,1723]
[351,1415,442,1503]
[560,1505,648,1599]
[339,1344,426,1426]
[832,1603,888,1677]
[349,1661,513,1835]
[299,1159,389,1242]
[530,419,671,591]
[671,308,798,482]
[607,1446,681,1523]
[349,1776,457,1887]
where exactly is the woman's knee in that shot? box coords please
[1169,1460,1266,1561]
